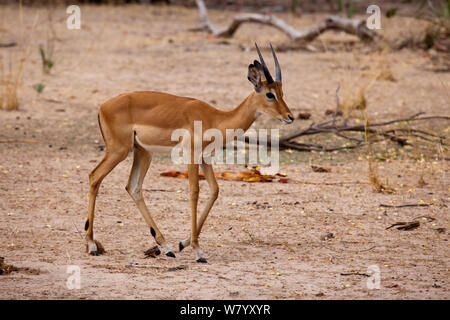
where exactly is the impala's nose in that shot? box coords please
[283,114,294,124]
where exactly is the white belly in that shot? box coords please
[134,134,174,154]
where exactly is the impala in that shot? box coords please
[85,43,294,263]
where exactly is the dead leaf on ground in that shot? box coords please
[221,171,241,181]
[238,170,273,182]
[315,292,325,297]
[0,257,41,275]
[311,165,331,173]
[297,112,311,120]
[320,232,334,240]
[160,171,205,179]
[324,109,343,117]
[434,228,446,234]
[0,257,18,275]
[160,169,288,183]
[144,246,161,258]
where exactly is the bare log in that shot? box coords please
[194,0,377,43]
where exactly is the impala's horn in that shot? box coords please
[255,42,274,84]
[270,43,282,82]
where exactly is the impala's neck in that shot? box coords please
[217,93,259,133]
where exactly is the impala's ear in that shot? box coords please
[248,62,262,92]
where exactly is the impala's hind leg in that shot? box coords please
[86,150,128,255]
[126,142,175,258]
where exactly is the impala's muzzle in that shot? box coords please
[282,114,294,124]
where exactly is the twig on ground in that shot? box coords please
[0,139,39,144]
[340,272,370,277]
[386,221,420,230]
[0,42,16,48]
[129,263,187,272]
[291,179,368,185]
[380,203,430,208]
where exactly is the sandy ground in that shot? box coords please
[0,5,449,299]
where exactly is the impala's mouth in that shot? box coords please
[282,114,294,124]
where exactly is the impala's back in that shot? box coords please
[99,91,224,151]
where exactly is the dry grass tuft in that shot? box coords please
[40,4,57,75]
[417,174,428,187]
[417,154,428,187]
[338,49,395,118]
[0,4,38,111]
[1,56,24,110]
[368,160,396,194]
[374,61,395,82]
[364,119,396,194]
[338,78,369,116]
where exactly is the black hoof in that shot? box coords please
[179,241,185,252]
[89,251,99,256]
[166,251,176,258]
[196,257,207,263]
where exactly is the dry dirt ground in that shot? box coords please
[0,5,449,299]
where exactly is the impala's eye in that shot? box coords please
[266,92,275,100]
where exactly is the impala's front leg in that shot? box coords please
[179,163,218,260]
[187,163,207,263]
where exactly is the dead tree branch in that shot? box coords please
[239,112,449,152]
[194,0,377,44]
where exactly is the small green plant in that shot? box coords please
[243,228,261,245]
[418,0,450,33]
[345,2,356,18]
[33,83,45,93]
[386,8,398,18]
[291,0,298,14]
[39,44,54,74]
[336,0,356,18]
[429,0,450,25]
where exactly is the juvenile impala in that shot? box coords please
[85,43,294,263]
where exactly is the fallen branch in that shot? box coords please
[194,0,377,44]
[240,111,449,152]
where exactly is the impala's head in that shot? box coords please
[248,43,294,124]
